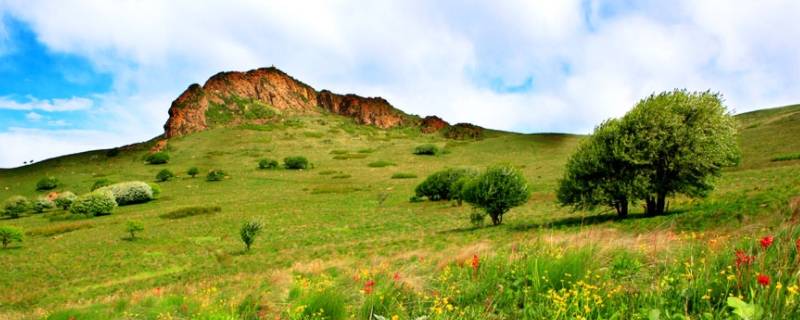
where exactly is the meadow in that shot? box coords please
[1,105,800,319]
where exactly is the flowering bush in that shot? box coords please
[96,181,154,205]
[54,191,77,210]
[32,197,54,213]
[69,191,117,216]
[2,195,29,218]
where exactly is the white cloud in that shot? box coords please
[24,111,42,121]
[0,96,93,111]
[0,0,799,167]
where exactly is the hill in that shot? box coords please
[1,70,800,319]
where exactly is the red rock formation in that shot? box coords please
[420,116,449,133]
[163,67,412,138]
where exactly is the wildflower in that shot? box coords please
[363,280,376,294]
[734,250,754,268]
[393,272,401,282]
[777,282,784,290]
[760,236,774,249]
[471,255,479,272]
[796,238,800,252]
[757,274,770,287]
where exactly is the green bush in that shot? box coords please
[3,196,29,218]
[125,220,144,240]
[148,183,161,198]
[462,165,530,225]
[146,152,170,164]
[54,191,77,210]
[772,152,800,162]
[240,220,263,251]
[96,181,154,205]
[368,160,396,168]
[415,168,477,201]
[413,144,439,155]
[91,178,113,191]
[284,156,309,170]
[0,226,23,249]
[159,206,221,219]
[156,169,175,182]
[207,170,227,181]
[32,197,55,213]
[258,159,279,170]
[36,177,59,191]
[69,191,117,216]
[187,167,200,178]
[391,172,418,179]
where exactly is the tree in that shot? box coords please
[240,220,263,251]
[3,196,29,218]
[0,226,23,248]
[462,165,530,225]
[557,119,643,218]
[156,169,175,182]
[616,90,739,215]
[415,168,477,201]
[187,167,200,178]
[125,220,144,240]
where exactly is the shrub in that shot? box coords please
[96,181,154,205]
[207,170,227,181]
[160,206,221,219]
[772,152,800,162]
[409,195,424,203]
[258,159,279,170]
[69,191,117,216]
[391,172,418,179]
[462,165,530,225]
[413,144,439,155]
[187,167,200,178]
[415,168,477,201]
[368,160,396,168]
[3,196,29,218]
[148,183,161,198]
[240,220,263,251]
[125,220,144,240]
[91,178,113,191]
[32,197,55,213]
[145,152,170,164]
[156,169,175,182]
[0,226,23,248]
[36,177,59,191]
[469,210,486,228]
[105,148,120,157]
[284,156,309,170]
[54,191,77,210]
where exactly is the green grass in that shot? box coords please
[772,152,800,162]
[367,160,396,168]
[0,108,799,318]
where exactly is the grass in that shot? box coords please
[367,160,396,168]
[0,107,799,318]
[159,206,222,219]
[772,152,800,162]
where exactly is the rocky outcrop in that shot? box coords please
[163,67,412,138]
[420,116,449,133]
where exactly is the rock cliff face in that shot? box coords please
[163,67,413,138]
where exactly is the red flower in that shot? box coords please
[760,236,774,249]
[471,255,480,271]
[393,272,401,282]
[757,274,770,286]
[363,280,375,294]
[795,238,800,252]
[734,250,754,268]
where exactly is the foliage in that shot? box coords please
[391,172,417,179]
[159,206,221,219]
[284,156,309,170]
[96,181,154,205]
[25,221,93,237]
[240,220,263,251]
[146,152,170,164]
[3,195,29,218]
[258,159,279,170]
[91,178,113,191]
[32,197,55,213]
[187,167,200,178]
[413,144,439,155]
[125,220,144,240]
[206,169,227,181]
[0,226,23,248]
[69,191,117,216]
[469,210,486,228]
[462,165,530,225]
[105,148,120,157]
[36,176,59,191]
[54,191,77,210]
[415,168,477,201]
[155,169,175,182]
[368,160,396,168]
[772,152,800,162]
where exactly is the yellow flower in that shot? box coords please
[777,282,783,290]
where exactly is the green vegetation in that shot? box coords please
[442,123,484,140]
[159,206,221,219]
[414,168,476,201]
[0,226,23,248]
[206,169,227,181]
[390,172,417,179]
[413,144,439,155]
[367,160,395,168]
[772,152,800,162]
[69,191,117,216]
[258,158,279,169]
[53,191,76,210]
[91,178,112,191]
[145,152,170,164]
[35,177,59,191]
[187,167,200,178]
[2,195,29,218]
[284,156,309,170]
[462,165,530,225]
[96,181,154,205]
[125,220,144,240]
[239,220,263,251]
[155,169,175,182]
[32,197,54,213]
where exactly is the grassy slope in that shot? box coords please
[0,105,799,318]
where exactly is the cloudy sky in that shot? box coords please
[0,1,799,168]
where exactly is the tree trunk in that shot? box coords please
[616,201,628,218]
[490,212,502,225]
[656,192,667,215]
[645,197,656,216]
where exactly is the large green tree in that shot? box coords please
[463,165,530,225]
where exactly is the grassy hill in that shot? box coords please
[1,105,800,319]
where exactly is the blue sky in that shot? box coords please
[1,0,799,168]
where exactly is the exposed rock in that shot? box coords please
[163,67,412,138]
[149,140,168,153]
[420,116,450,133]
[443,123,484,140]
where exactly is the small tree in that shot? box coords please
[32,197,55,214]
[3,196,29,218]
[54,192,77,210]
[156,169,175,182]
[463,165,530,225]
[413,144,439,155]
[284,156,309,170]
[187,167,200,178]
[36,177,59,191]
[146,152,170,164]
[125,220,144,240]
[0,226,23,249]
[240,220,264,251]
[415,168,476,201]
[207,169,227,181]
[258,159,279,170]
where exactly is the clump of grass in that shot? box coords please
[332,154,368,160]
[367,160,396,168]
[318,170,339,175]
[391,172,418,179]
[331,174,351,179]
[311,186,362,194]
[772,152,800,162]
[25,221,94,237]
[329,150,349,155]
[357,148,376,154]
[413,144,439,155]
[303,131,324,138]
[160,206,221,219]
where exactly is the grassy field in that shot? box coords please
[1,105,800,319]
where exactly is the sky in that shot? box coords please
[1,1,799,168]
